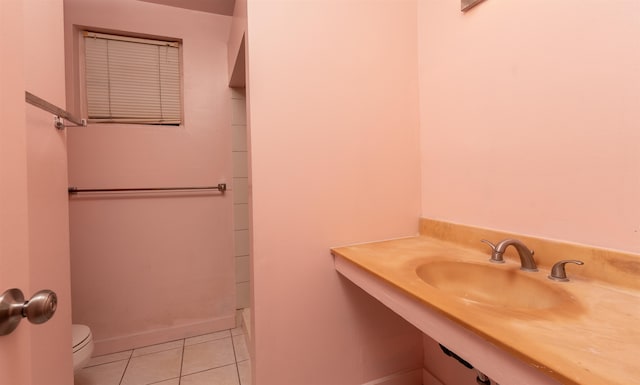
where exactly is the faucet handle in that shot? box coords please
[480,239,505,263]
[480,239,496,251]
[548,260,584,282]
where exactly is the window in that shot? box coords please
[83,31,182,125]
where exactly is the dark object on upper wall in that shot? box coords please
[462,0,487,12]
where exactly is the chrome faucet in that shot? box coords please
[481,239,538,272]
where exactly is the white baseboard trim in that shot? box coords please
[360,368,423,385]
[93,314,236,355]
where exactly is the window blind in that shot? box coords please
[83,31,181,124]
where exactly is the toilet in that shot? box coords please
[72,324,94,371]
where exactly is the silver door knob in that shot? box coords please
[23,290,57,324]
[0,288,58,336]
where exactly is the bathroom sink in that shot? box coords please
[415,261,568,310]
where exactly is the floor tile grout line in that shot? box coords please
[83,348,134,369]
[231,334,238,363]
[180,357,239,379]
[231,333,242,385]
[235,362,242,385]
[119,347,133,385]
[85,344,184,370]
[179,362,240,381]
[233,334,250,364]
[119,345,184,385]
[83,357,127,369]
[117,354,132,385]
[131,340,185,358]
[128,346,184,361]
[178,337,185,385]
[179,336,237,379]
[147,376,180,385]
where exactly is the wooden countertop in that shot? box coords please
[331,234,640,385]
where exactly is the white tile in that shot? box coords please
[132,339,184,357]
[237,360,251,385]
[180,364,239,385]
[185,330,231,346]
[232,334,250,362]
[235,255,250,283]
[231,88,245,100]
[234,229,250,256]
[235,282,250,309]
[231,98,247,125]
[74,359,127,385]
[233,178,249,204]
[150,378,179,385]
[233,203,249,230]
[85,350,132,367]
[232,152,248,178]
[232,125,247,152]
[181,337,236,376]
[120,348,182,385]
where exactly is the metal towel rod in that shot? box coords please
[68,184,227,194]
[25,91,87,129]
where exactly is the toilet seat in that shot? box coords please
[72,324,91,352]
[72,324,94,371]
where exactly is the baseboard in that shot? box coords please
[92,314,236,356]
[361,368,423,385]
[423,368,445,385]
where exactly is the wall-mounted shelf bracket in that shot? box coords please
[25,91,87,130]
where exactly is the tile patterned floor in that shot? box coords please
[74,328,250,385]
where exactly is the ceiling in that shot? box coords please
[138,0,235,16]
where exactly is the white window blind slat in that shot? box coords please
[159,46,181,119]
[85,37,110,118]
[84,32,181,124]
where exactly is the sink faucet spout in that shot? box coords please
[481,238,538,272]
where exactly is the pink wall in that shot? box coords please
[418,0,640,253]
[1,0,73,383]
[64,0,236,354]
[245,1,424,384]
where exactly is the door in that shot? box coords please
[0,1,74,384]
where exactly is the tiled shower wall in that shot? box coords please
[232,88,250,309]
